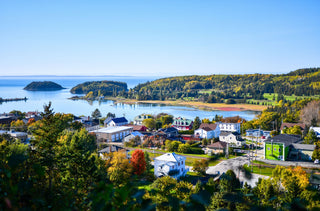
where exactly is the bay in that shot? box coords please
[0,76,259,121]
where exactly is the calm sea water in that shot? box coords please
[0,76,259,121]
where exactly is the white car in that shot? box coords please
[314,159,319,164]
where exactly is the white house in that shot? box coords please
[104,117,128,127]
[133,114,152,125]
[310,127,320,138]
[218,122,240,133]
[219,131,245,146]
[154,152,188,179]
[194,123,220,139]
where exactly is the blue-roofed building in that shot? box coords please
[104,117,128,127]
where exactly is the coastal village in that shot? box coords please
[1,108,320,188]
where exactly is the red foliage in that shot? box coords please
[27,118,35,125]
[130,149,146,175]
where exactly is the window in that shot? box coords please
[279,148,281,152]
[267,148,270,150]
[274,148,277,151]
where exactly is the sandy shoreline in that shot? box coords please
[105,98,266,112]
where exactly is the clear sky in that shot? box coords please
[0,0,319,77]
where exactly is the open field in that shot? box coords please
[107,97,267,111]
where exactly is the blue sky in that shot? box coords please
[0,0,319,77]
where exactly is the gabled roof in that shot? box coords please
[98,145,128,154]
[291,143,316,151]
[266,134,302,146]
[110,117,128,124]
[207,141,227,149]
[173,117,193,125]
[154,152,185,162]
[280,123,306,131]
[159,127,178,133]
[199,123,217,131]
[93,126,133,134]
[220,131,240,137]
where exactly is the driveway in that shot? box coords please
[206,155,268,187]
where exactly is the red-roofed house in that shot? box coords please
[126,124,148,132]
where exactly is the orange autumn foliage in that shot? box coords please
[130,149,146,175]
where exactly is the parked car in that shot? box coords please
[314,159,319,164]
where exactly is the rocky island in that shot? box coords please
[24,81,65,91]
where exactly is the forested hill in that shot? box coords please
[129,68,320,103]
[70,81,127,96]
[24,81,65,91]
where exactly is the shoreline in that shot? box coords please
[104,97,266,112]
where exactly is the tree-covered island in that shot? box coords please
[69,80,128,100]
[24,81,65,91]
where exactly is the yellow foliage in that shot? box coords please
[107,150,132,186]
[272,165,309,190]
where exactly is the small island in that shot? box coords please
[24,81,65,91]
[70,80,127,100]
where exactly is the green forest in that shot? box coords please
[24,81,65,91]
[70,81,127,97]
[123,68,320,104]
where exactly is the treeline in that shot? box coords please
[124,68,320,103]
[70,80,127,97]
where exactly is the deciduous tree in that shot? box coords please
[130,149,146,175]
[192,159,208,176]
[107,150,132,186]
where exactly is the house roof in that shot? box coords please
[98,145,128,154]
[154,152,185,162]
[280,122,306,131]
[93,126,133,134]
[291,144,316,151]
[159,127,178,133]
[125,124,147,131]
[266,134,302,146]
[207,141,227,149]
[173,117,193,125]
[110,117,128,124]
[220,131,240,137]
[131,131,143,136]
[199,123,217,131]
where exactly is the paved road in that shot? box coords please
[206,155,268,187]
[256,158,320,168]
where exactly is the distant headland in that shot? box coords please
[24,81,65,91]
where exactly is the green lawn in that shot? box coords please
[243,164,274,176]
[208,159,221,166]
[175,152,211,158]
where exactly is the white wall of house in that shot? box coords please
[219,134,244,146]
[154,153,188,179]
[194,127,220,139]
[219,123,240,133]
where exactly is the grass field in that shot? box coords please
[243,163,274,176]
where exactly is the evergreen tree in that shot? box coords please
[193,116,201,130]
